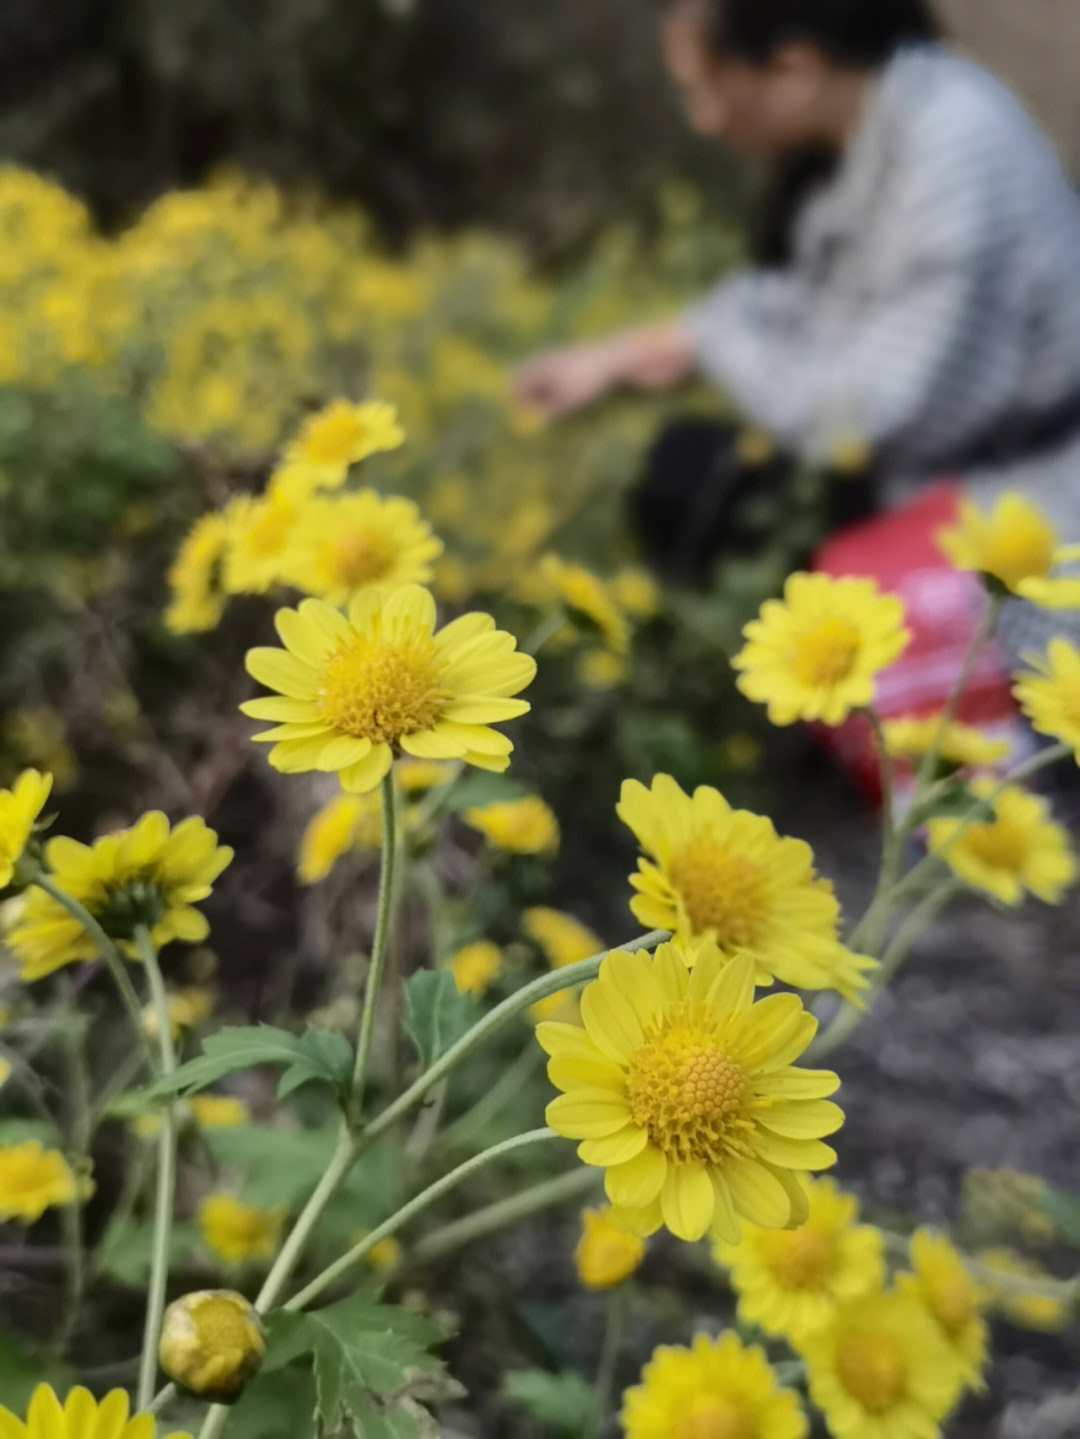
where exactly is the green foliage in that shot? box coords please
[402,971,481,1070]
[95,1215,200,1287]
[216,1367,319,1439]
[202,1119,340,1209]
[503,1368,596,1438]
[1034,1181,1080,1248]
[146,1025,355,1105]
[261,1292,449,1436]
[425,771,529,817]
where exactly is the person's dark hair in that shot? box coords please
[686,0,941,69]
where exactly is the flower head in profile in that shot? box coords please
[159,1290,266,1401]
[0,1385,190,1439]
[7,813,233,980]
[537,942,842,1243]
[574,1205,646,1289]
[617,775,876,1003]
[165,510,233,633]
[242,586,535,794]
[447,939,503,997]
[0,769,52,887]
[189,1094,249,1128]
[220,491,298,596]
[0,1140,93,1223]
[1013,638,1080,759]
[936,491,1080,605]
[714,1176,885,1345]
[199,1193,285,1266]
[535,554,630,654]
[296,791,383,883]
[975,1247,1073,1331]
[896,1230,989,1392]
[882,714,1009,771]
[462,794,559,857]
[925,781,1076,905]
[733,572,909,726]
[620,1331,808,1439]
[285,398,404,469]
[277,491,443,605]
[800,1289,964,1439]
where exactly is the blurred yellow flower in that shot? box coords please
[285,398,404,468]
[297,791,383,883]
[577,647,628,691]
[611,567,660,619]
[925,780,1076,905]
[189,1093,250,1127]
[935,491,1078,603]
[221,491,298,596]
[523,905,606,1022]
[537,554,630,654]
[733,572,909,726]
[620,1331,808,1439]
[447,940,503,997]
[882,713,1009,769]
[142,985,214,1039]
[277,491,443,605]
[0,1140,93,1223]
[975,1247,1075,1331]
[1013,638,1080,759]
[462,795,559,856]
[0,769,52,887]
[574,1205,645,1288]
[897,1230,989,1391]
[242,587,535,793]
[199,1193,285,1265]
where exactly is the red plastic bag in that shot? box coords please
[809,482,1025,802]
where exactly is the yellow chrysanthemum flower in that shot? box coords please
[537,943,842,1244]
[0,1385,190,1439]
[447,939,503,997]
[577,647,629,691]
[611,567,660,619]
[574,1205,646,1289]
[241,586,535,794]
[141,985,214,1039]
[159,1290,265,1401]
[0,1141,93,1223]
[936,491,1080,605]
[275,491,443,605]
[297,791,383,883]
[189,1093,250,1127]
[1013,638,1080,759]
[617,775,876,1003]
[199,1193,285,1265]
[462,795,559,857]
[0,770,52,887]
[975,1247,1074,1332]
[620,1331,808,1439]
[265,457,346,504]
[523,906,607,1022]
[714,1176,885,1345]
[882,714,1009,770]
[925,781,1076,905]
[897,1231,989,1391]
[800,1289,964,1439]
[284,398,404,469]
[733,572,909,726]
[537,554,631,654]
[396,757,456,793]
[164,510,233,633]
[7,813,233,980]
[221,491,298,596]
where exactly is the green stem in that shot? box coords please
[350,771,398,1113]
[413,1166,601,1264]
[33,875,154,1069]
[55,1004,91,1357]
[439,1044,544,1147]
[359,931,669,1153]
[285,1129,560,1312]
[592,1287,628,1438]
[136,928,180,1413]
[909,593,1002,797]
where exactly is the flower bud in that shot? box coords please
[158,1289,265,1401]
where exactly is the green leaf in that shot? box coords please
[426,771,528,817]
[144,1025,354,1103]
[402,970,480,1069]
[95,1216,200,1286]
[219,1366,318,1439]
[0,1328,72,1414]
[202,1120,339,1209]
[262,1293,447,1432]
[503,1369,595,1437]
[1034,1182,1080,1247]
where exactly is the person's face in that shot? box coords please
[659,3,828,157]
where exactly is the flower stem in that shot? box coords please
[413,1165,601,1264]
[32,875,154,1069]
[55,1002,91,1358]
[285,1128,560,1312]
[136,927,180,1412]
[350,770,398,1116]
[359,931,669,1152]
[592,1287,628,1437]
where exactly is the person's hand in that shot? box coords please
[512,337,626,419]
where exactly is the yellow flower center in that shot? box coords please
[625,1012,750,1165]
[835,1330,907,1413]
[962,817,1026,873]
[317,632,447,743]
[793,619,861,687]
[927,1271,976,1334]
[322,528,395,588]
[678,1395,756,1439]
[667,834,770,947]
[759,1223,835,1292]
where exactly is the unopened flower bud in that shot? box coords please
[159,1289,265,1400]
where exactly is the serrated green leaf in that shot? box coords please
[402,971,480,1069]
[144,1025,353,1103]
[503,1369,595,1436]
[218,1364,317,1439]
[262,1294,446,1431]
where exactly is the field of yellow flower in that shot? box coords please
[0,162,1077,1439]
